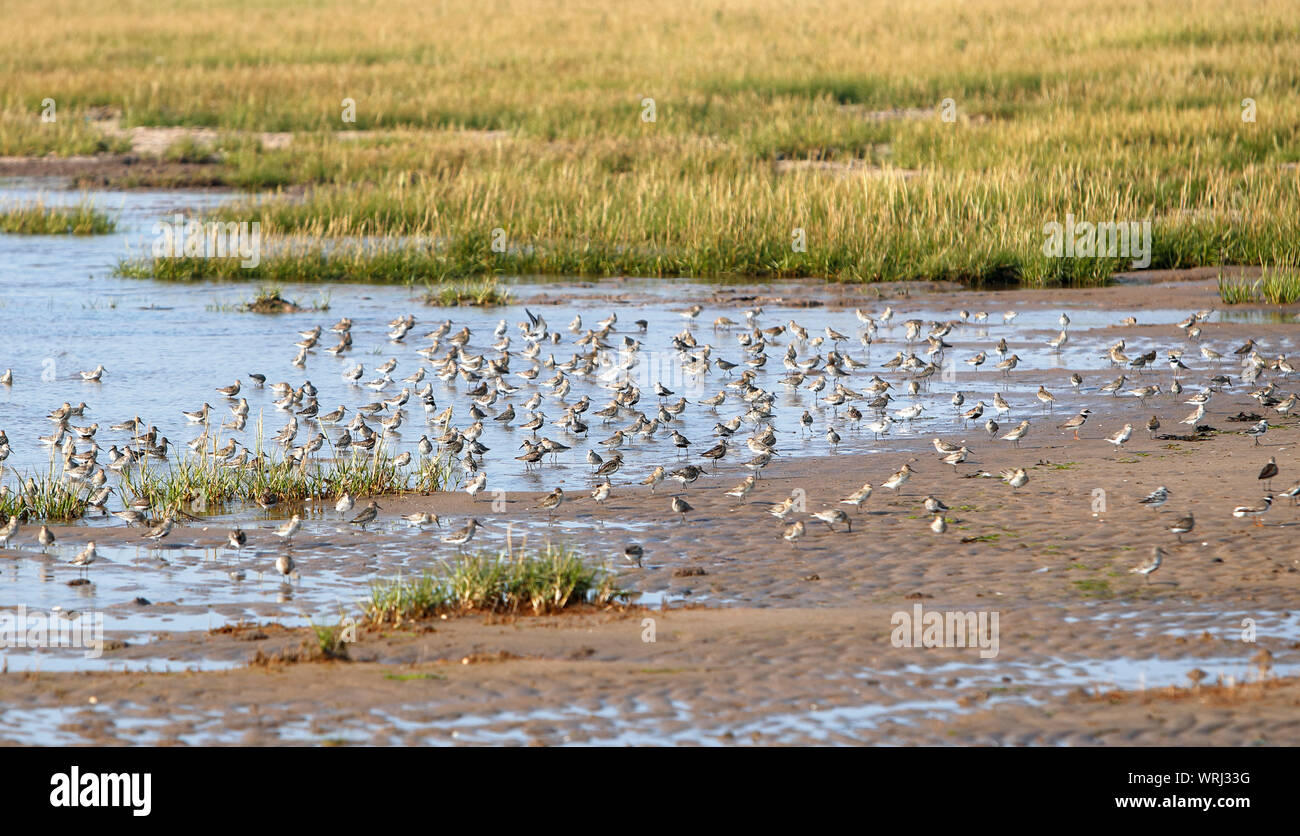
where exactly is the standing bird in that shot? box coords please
[623,543,644,568]
[1233,496,1273,526]
[227,528,247,552]
[783,520,805,548]
[38,525,56,552]
[537,487,564,519]
[671,495,693,523]
[275,552,295,580]
[143,516,174,545]
[1129,546,1164,583]
[275,514,302,541]
[350,501,380,529]
[335,492,354,518]
[70,542,97,576]
[930,515,947,534]
[1058,409,1092,440]
[1105,424,1133,452]
[0,516,19,549]
[1138,486,1170,511]
[1168,512,1194,542]
[1245,419,1269,445]
[812,508,851,533]
[441,518,485,547]
[1258,457,1279,491]
[1000,420,1030,448]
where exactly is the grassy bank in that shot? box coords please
[6,0,1300,285]
[0,200,115,235]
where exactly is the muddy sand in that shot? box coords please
[3,277,1299,745]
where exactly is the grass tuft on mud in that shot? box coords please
[365,543,630,624]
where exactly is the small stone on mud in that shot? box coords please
[672,566,707,577]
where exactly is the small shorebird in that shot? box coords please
[228,528,247,552]
[143,516,174,545]
[841,482,873,508]
[1168,512,1194,542]
[349,501,380,529]
[1146,415,1161,439]
[1105,424,1133,452]
[1000,420,1030,448]
[464,471,488,501]
[1280,480,1300,506]
[882,463,915,491]
[335,492,354,518]
[70,542,97,576]
[724,475,756,504]
[1036,386,1056,412]
[591,481,612,509]
[1258,457,1278,491]
[1059,409,1092,440]
[930,514,947,534]
[275,553,295,580]
[1138,486,1169,511]
[923,495,950,514]
[80,365,106,382]
[276,514,302,541]
[640,466,666,493]
[441,518,485,547]
[671,495,693,523]
[537,487,564,519]
[812,508,851,533]
[623,543,644,568]
[1233,496,1273,526]
[1001,468,1029,490]
[0,516,18,548]
[1129,546,1163,583]
[1244,419,1269,446]
[783,520,805,548]
[403,512,439,527]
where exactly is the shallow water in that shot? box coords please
[0,181,1278,673]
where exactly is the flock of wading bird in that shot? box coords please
[0,301,1296,586]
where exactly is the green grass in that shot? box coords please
[0,200,115,235]
[0,471,94,522]
[8,0,1300,285]
[1217,265,1300,304]
[307,617,351,660]
[115,431,458,515]
[365,543,630,624]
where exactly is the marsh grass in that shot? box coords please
[1217,266,1300,304]
[365,542,630,624]
[0,200,115,235]
[1217,273,1257,304]
[12,0,1300,285]
[424,277,511,307]
[307,617,351,661]
[0,472,93,521]
[118,434,453,515]
[1258,266,1300,304]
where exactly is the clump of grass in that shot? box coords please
[117,434,435,515]
[1217,266,1300,304]
[1258,266,1300,304]
[162,135,217,164]
[0,469,94,522]
[244,284,302,313]
[1217,273,1256,304]
[365,543,630,625]
[425,277,512,307]
[307,617,351,661]
[0,200,115,235]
